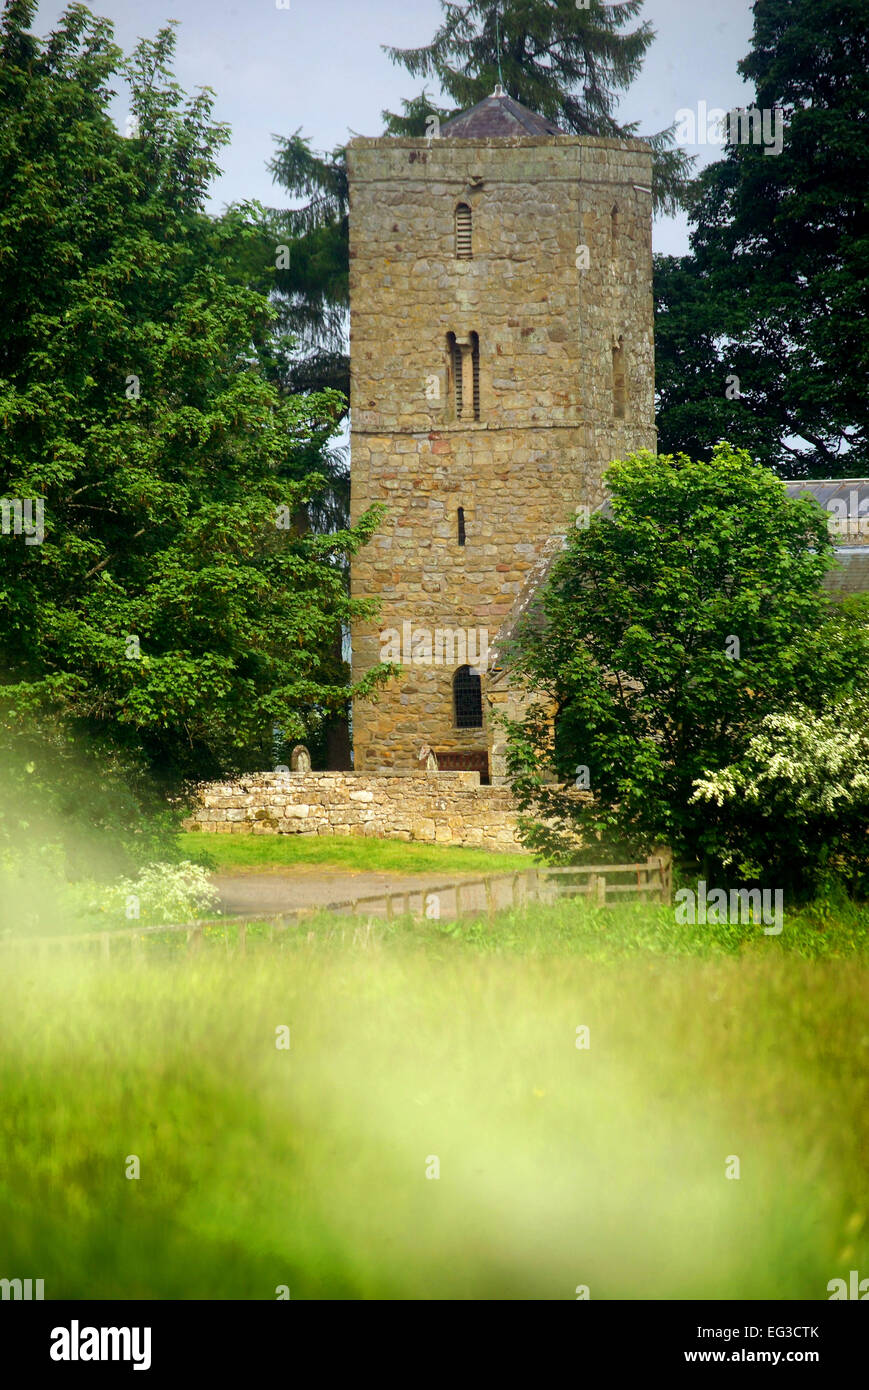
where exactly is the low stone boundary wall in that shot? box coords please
[182,771,528,854]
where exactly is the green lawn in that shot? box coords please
[1,899,867,1299]
[178,829,532,876]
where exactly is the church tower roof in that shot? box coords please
[440,86,564,139]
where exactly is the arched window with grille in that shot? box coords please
[454,665,483,728]
[455,202,472,259]
[446,331,480,422]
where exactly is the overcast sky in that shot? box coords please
[33,0,757,255]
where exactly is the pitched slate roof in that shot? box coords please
[441,86,563,139]
[784,478,869,547]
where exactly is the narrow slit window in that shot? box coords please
[611,204,619,248]
[454,665,483,729]
[464,329,478,417]
[457,506,466,546]
[471,331,480,421]
[455,203,473,260]
[612,335,626,420]
[447,332,463,418]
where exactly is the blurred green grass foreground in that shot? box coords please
[1,899,868,1300]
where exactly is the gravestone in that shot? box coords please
[418,745,439,773]
[290,745,311,774]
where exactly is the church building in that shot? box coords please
[347,87,657,780]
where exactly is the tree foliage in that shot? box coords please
[0,2,390,862]
[655,0,869,477]
[265,133,350,404]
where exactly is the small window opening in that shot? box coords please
[612,335,626,420]
[454,665,483,729]
[471,332,480,421]
[457,506,466,546]
[455,203,473,260]
[447,332,463,418]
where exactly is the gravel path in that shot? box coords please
[212,867,510,919]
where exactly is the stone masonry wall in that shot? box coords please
[183,772,528,854]
[347,134,655,771]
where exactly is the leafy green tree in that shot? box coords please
[503,444,868,882]
[382,0,692,214]
[265,134,350,404]
[0,2,390,863]
[655,0,869,477]
[244,133,352,566]
[376,89,454,139]
[653,253,784,471]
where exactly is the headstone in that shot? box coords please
[290,745,311,774]
[418,745,438,773]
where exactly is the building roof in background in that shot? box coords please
[784,478,869,548]
[783,478,869,507]
[441,87,564,139]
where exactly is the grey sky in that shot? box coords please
[33,0,757,255]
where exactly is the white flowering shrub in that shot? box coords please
[85,861,221,927]
[691,696,869,894]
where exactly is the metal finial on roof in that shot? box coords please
[492,83,505,97]
[495,4,505,91]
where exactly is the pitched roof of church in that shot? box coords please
[441,86,564,139]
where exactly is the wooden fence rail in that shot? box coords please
[3,854,671,956]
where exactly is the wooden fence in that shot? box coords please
[541,855,672,907]
[5,855,671,957]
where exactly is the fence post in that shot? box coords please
[658,852,673,904]
[526,867,538,906]
[484,877,495,922]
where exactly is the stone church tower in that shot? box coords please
[347,89,656,780]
